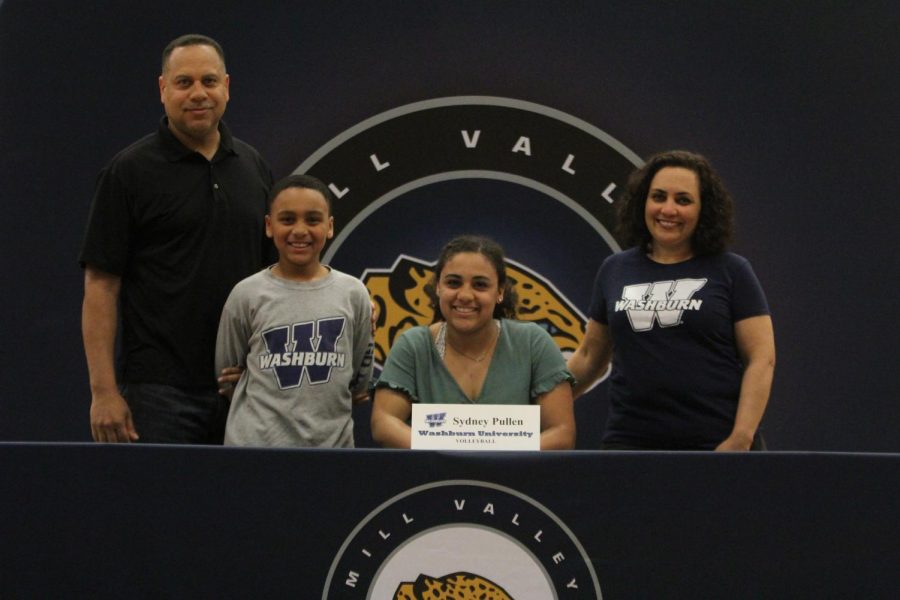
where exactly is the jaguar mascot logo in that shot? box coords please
[395,572,512,600]
[362,255,586,366]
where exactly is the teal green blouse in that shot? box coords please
[376,319,574,404]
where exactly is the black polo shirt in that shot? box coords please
[80,117,273,389]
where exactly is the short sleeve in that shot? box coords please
[79,163,133,274]
[375,328,422,402]
[731,257,770,321]
[214,282,252,377]
[528,324,575,399]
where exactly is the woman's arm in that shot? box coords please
[717,315,776,451]
[371,387,414,449]
[566,319,614,398]
[537,381,576,450]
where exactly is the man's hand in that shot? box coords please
[217,366,244,398]
[90,391,139,443]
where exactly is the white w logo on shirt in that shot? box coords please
[615,279,707,331]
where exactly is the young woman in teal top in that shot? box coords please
[371,235,576,449]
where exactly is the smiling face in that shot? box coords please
[158,43,229,151]
[436,251,503,335]
[265,186,334,280]
[644,166,701,261]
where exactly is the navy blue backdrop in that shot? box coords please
[1,0,898,450]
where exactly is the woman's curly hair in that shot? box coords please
[616,150,735,256]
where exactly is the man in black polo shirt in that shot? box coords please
[80,34,273,443]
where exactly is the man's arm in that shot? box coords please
[82,265,138,442]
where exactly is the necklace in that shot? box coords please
[439,321,501,363]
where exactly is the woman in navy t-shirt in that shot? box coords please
[567,150,776,450]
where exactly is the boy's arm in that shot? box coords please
[350,290,375,404]
[214,291,250,398]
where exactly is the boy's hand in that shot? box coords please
[217,366,245,398]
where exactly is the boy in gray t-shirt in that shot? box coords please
[215,175,373,447]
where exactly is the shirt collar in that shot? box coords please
[157,116,236,161]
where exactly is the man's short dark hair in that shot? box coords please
[161,34,226,73]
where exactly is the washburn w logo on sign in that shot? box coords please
[322,480,602,599]
[290,96,643,362]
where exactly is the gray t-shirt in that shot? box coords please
[216,267,373,447]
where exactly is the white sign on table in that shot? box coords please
[410,403,540,451]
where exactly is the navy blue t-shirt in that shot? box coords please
[588,248,770,449]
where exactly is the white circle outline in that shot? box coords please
[321,478,603,599]
[291,95,643,263]
[294,95,643,172]
[320,170,621,263]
